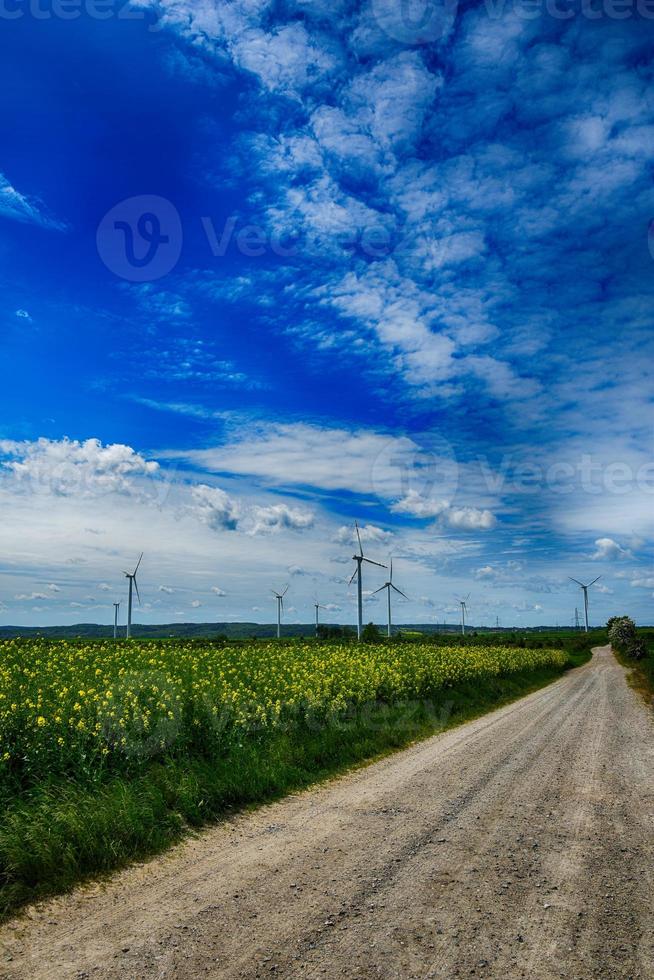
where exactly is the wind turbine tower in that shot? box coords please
[124,553,143,640]
[113,601,120,640]
[456,595,470,636]
[569,577,601,633]
[313,600,327,638]
[348,521,386,641]
[272,585,288,639]
[372,559,408,638]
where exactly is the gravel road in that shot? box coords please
[1,645,653,980]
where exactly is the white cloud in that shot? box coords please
[391,490,449,519]
[590,537,632,562]
[443,508,496,532]
[475,565,497,580]
[190,484,240,531]
[631,577,654,589]
[0,437,159,498]
[248,503,315,535]
[0,173,67,230]
[191,599,202,608]
[166,422,398,495]
[15,592,51,601]
[211,586,227,596]
[334,523,392,547]
[231,22,340,97]
[158,585,175,594]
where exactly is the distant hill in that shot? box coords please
[0,622,581,640]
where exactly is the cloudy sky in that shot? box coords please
[0,0,652,628]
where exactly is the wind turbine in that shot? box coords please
[569,576,601,633]
[348,521,386,641]
[372,559,408,638]
[313,599,327,639]
[455,594,470,636]
[124,553,143,640]
[271,585,288,639]
[113,601,120,640]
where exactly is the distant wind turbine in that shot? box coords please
[113,601,120,640]
[123,553,143,640]
[372,559,408,638]
[455,594,470,636]
[569,576,601,633]
[348,521,386,641]
[313,599,327,639]
[271,585,288,639]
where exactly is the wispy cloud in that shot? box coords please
[0,173,67,231]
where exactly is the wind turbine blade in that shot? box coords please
[355,520,363,556]
[134,578,141,605]
[348,567,358,586]
[371,585,387,596]
[392,585,409,599]
[389,558,393,582]
[588,576,602,587]
[282,585,289,597]
[569,577,584,587]
[133,552,143,576]
[362,557,387,568]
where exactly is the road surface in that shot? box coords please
[1,645,653,979]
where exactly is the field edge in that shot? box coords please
[0,649,591,922]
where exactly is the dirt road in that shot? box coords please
[1,646,653,979]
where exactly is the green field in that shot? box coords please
[0,633,595,919]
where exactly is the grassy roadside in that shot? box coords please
[612,628,654,706]
[0,639,593,921]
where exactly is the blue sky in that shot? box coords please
[0,0,652,628]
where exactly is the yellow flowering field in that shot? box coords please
[0,638,566,788]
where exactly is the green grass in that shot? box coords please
[0,640,593,922]
[612,627,654,705]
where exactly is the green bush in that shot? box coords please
[607,616,637,654]
[627,640,647,661]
